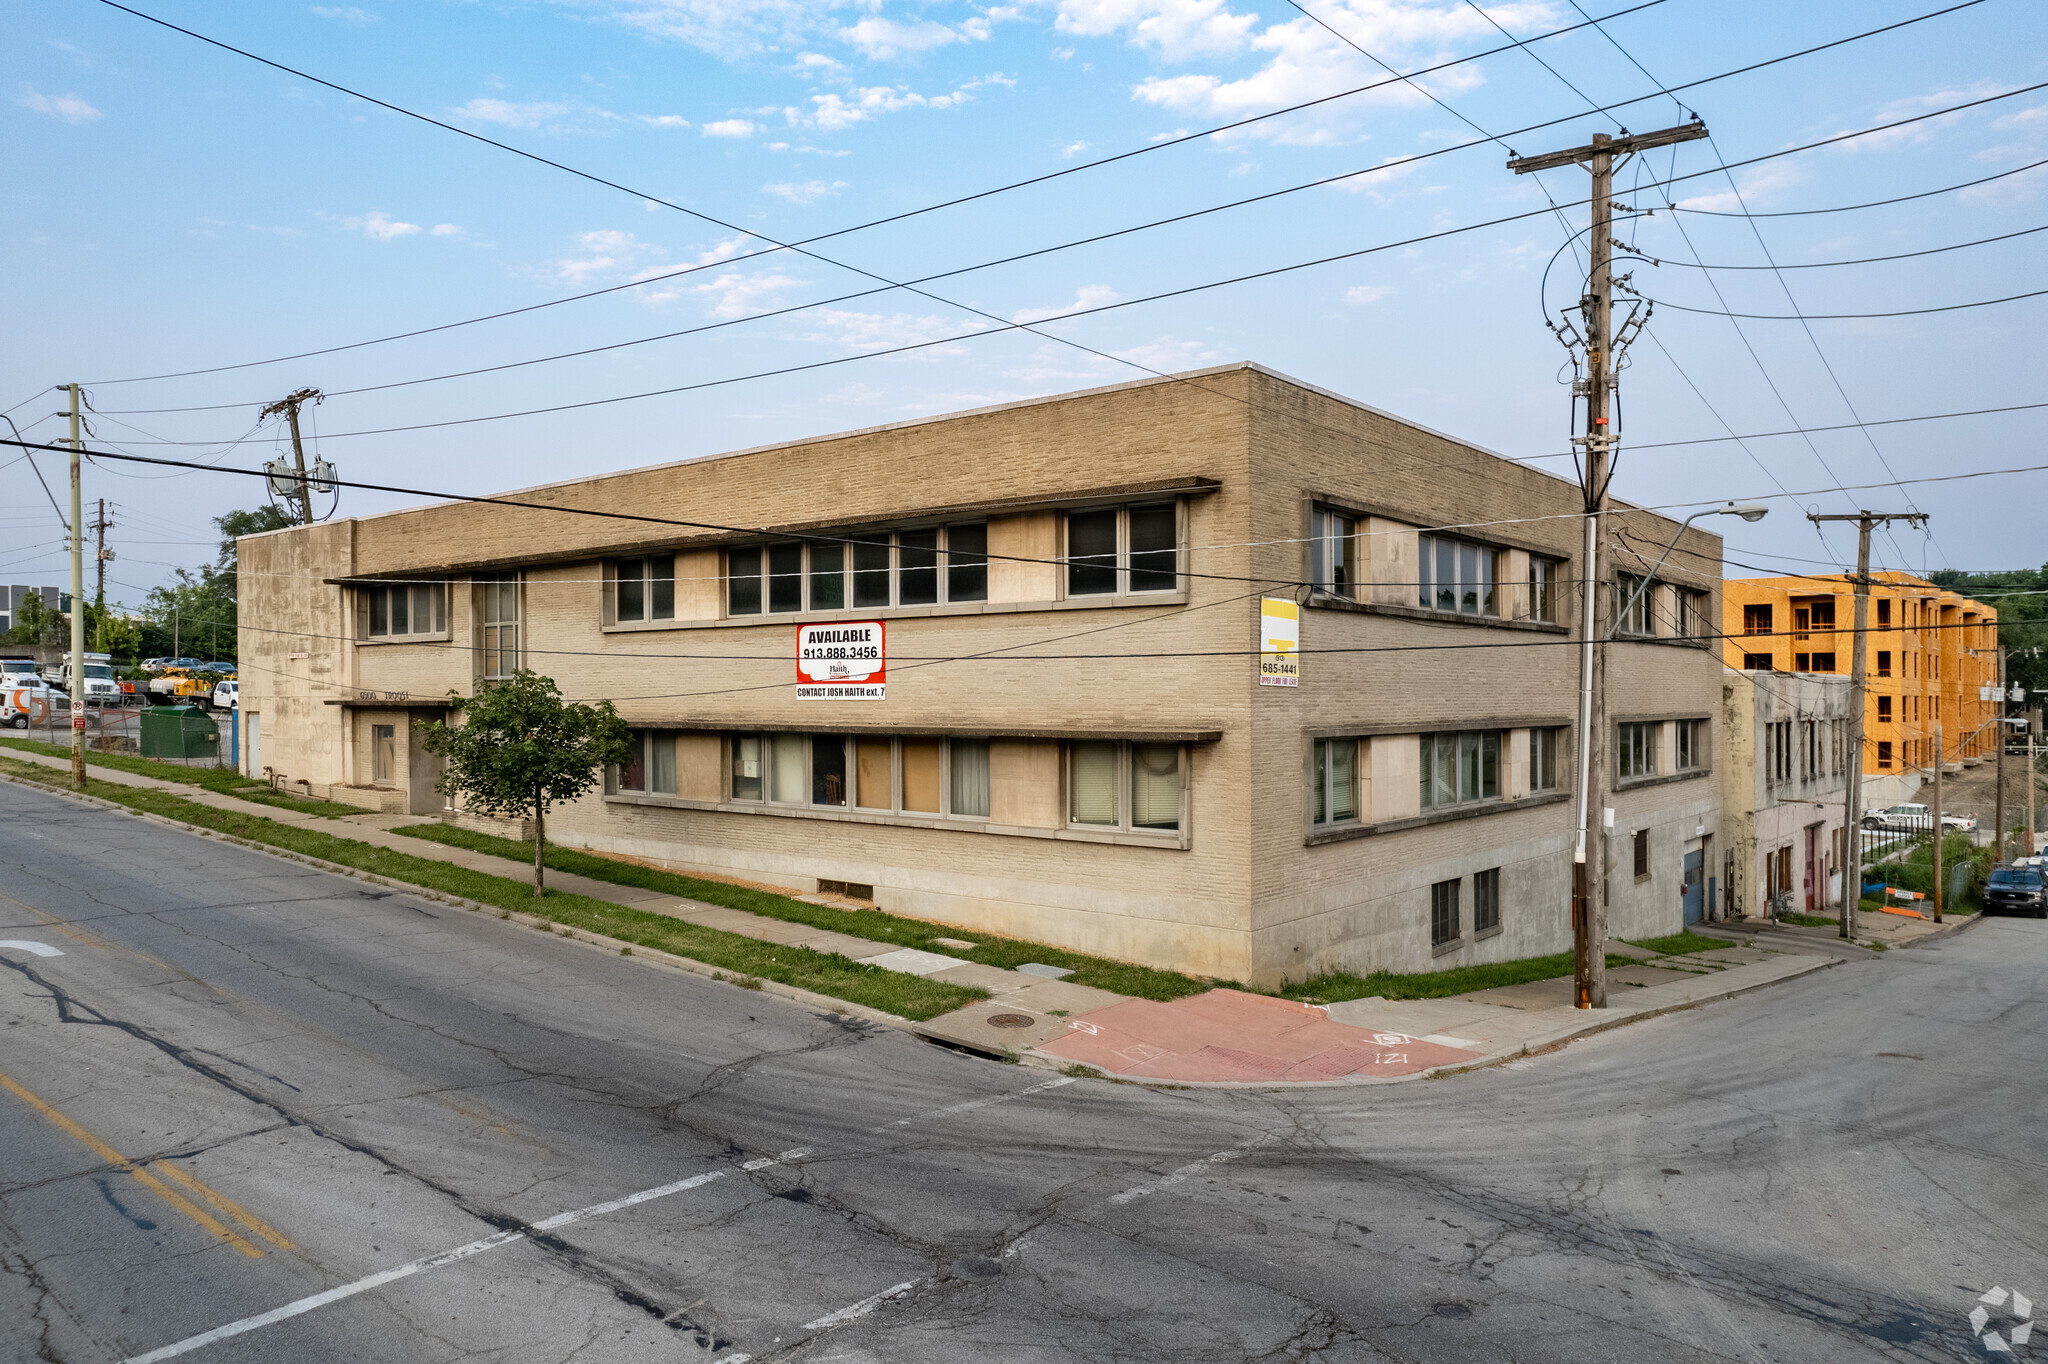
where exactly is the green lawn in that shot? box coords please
[1625,930,1725,956]
[1279,950,1640,1004]
[390,822,1211,1002]
[0,735,336,815]
[0,754,984,1021]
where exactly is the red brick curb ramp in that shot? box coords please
[1034,989,1484,1084]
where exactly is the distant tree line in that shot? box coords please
[1929,564,2048,697]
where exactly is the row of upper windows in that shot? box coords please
[1308,507,1572,625]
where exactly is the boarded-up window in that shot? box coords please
[902,740,942,813]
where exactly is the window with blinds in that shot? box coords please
[1418,730,1501,810]
[362,581,448,639]
[1417,535,1499,617]
[1311,737,1360,826]
[615,730,677,795]
[725,733,990,820]
[613,556,675,623]
[1067,741,1182,832]
[727,525,989,618]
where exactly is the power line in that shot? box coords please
[1672,156,2048,218]
[1632,285,2048,320]
[83,0,2003,414]
[1519,398,2048,460]
[83,1,1679,387]
[1631,221,2048,271]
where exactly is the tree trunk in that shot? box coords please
[533,792,546,896]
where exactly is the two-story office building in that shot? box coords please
[238,364,1726,986]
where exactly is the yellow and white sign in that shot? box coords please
[1259,598,1299,687]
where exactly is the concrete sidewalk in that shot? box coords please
[3,745,1844,1086]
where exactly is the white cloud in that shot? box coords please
[344,211,421,241]
[17,89,102,124]
[1992,104,2047,132]
[1830,81,2008,153]
[762,178,846,204]
[555,228,663,284]
[430,223,464,236]
[801,309,989,353]
[838,16,970,60]
[1343,284,1393,306]
[796,76,1006,131]
[454,98,577,129]
[1960,160,2047,207]
[594,0,830,59]
[1111,334,1222,371]
[1053,0,1259,61]
[1011,284,1120,325]
[310,6,378,23]
[1672,161,1804,213]
[795,51,845,72]
[1062,140,1089,157]
[639,113,691,128]
[702,118,756,138]
[686,268,806,317]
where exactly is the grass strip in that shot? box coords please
[0,734,335,815]
[1625,930,1726,956]
[1279,950,1638,1004]
[391,822,1211,1002]
[0,755,984,1021]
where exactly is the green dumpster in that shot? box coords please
[139,705,220,760]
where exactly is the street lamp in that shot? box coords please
[1610,502,1769,639]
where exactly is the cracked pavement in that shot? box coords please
[0,779,2043,1362]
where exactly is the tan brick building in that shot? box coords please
[1721,573,1999,791]
[238,365,1726,986]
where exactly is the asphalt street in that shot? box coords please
[2,777,2043,1364]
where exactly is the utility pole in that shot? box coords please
[1994,646,2007,866]
[61,384,86,789]
[259,388,323,525]
[1929,723,1944,923]
[1510,118,1706,1010]
[90,497,114,650]
[1810,510,1928,941]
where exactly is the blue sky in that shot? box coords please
[3,0,2045,603]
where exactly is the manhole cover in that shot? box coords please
[1432,1302,1472,1319]
[986,1013,1037,1029]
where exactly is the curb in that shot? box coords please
[0,769,926,1039]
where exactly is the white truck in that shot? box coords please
[48,652,123,707]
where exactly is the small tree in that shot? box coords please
[415,671,631,895]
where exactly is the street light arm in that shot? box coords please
[1608,510,1704,641]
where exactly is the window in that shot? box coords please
[1473,868,1500,935]
[1800,720,1816,779]
[1877,598,1891,627]
[1311,737,1360,825]
[1877,695,1893,723]
[1794,607,1811,640]
[1743,652,1773,671]
[1877,740,1894,770]
[1808,599,1836,629]
[363,581,447,639]
[613,556,675,624]
[729,525,992,617]
[1876,650,1892,677]
[615,730,677,795]
[1528,556,1563,624]
[478,575,520,679]
[1632,828,1651,879]
[371,724,396,782]
[1743,603,1772,635]
[1795,654,1810,672]
[1616,575,1654,637]
[1417,535,1498,616]
[1067,740,1183,831]
[1677,719,1703,772]
[1530,727,1562,792]
[1065,504,1180,597]
[1309,508,1360,600]
[1617,721,1659,779]
[1674,588,1708,638]
[728,733,990,819]
[1765,719,1792,784]
[1430,878,1460,948]
[1419,730,1501,810]
[1808,653,1836,673]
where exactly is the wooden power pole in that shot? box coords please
[259,388,323,525]
[1810,510,1928,940]
[90,497,113,650]
[1930,722,1944,923]
[1510,119,1706,1010]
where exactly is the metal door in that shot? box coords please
[243,711,260,778]
[1805,825,1822,912]
[1682,849,1705,924]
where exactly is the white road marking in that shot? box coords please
[801,1279,921,1330]
[873,1076,1073,1131]
[0,940,63,957]
[1108,1133,1274,1206]
[121,1151,806,1364]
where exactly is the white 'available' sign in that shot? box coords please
[797,621,886,700]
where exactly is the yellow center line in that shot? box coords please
[0,1068,267,1258]
[150,1158,297,1250]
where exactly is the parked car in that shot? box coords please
[203,662,237,676]
[1983,865,2048,918]
[1859,803,1975,834]
[212,679,238,709]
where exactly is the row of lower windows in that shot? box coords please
[1308,728,1567,829]
[613,731,1184,833]
[1430,868,1501,948]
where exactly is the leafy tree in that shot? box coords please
[135,504,296,663]
[415,671,631,895]
[2,591,61,646]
